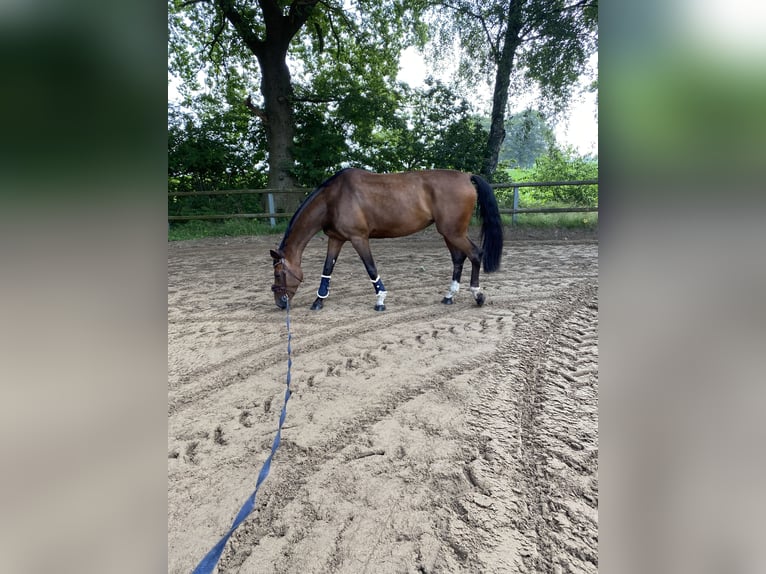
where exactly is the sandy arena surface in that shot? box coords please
[168,227,598,573]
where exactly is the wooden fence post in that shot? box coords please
[267,193,275,228]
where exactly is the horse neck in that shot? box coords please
[281,199,325,266]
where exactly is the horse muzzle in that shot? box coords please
[272,284,290,309]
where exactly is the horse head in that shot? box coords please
[270,249,303,309]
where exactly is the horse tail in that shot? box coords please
[471,175,504,273]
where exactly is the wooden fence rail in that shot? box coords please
[169,188,311,197]
[168,179,598,224]
[491,179,598,189]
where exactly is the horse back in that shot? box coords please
[323,169,477,238]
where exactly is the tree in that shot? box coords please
[428,0,598,180]
[170,0,319,196]
[410,82,488,173]
[288,79,489,182]
[169,0,426,208]
[499,108,556,168]
[530,144,598,206]
[168,95,269,218]
[362,80,488,174]
[168,80,266,194]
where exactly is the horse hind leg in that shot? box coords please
[468,240,485,306]
[469,241,485,306]
[442,242,467,305]
[442,236,485,307]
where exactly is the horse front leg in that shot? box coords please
[311,237,345,310]
[350,237,387,311]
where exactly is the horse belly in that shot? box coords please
[367,201,434,238]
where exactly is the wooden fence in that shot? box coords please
[168,179,598,226]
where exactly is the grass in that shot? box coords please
[503,167,534,181]
[497,198,598,229]
[168,218,289,241]
[501,211,598,229]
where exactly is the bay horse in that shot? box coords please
[270,168,503,311]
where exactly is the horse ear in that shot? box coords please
[270,249,282,260]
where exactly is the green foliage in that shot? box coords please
[168,218,289,241]
[290,80,489,183]
[424,0,597,178]
[504,166,534,181]
[519,1,598,110]
[379,81,488,173]
[292,103,350,184]
[510,211,598,229]
[168,103,265,192]
[168,80,490,218]
[168,70,266,190]
[528,146,598,206]
[431,115,487,172]
[499,109,556,168]
[428,1,597,104]
[168,1,261,100]
[167,0,597,222]
[168,94,271,217]
[492,146,598,209]
[169,0,432,190]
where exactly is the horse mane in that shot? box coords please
[278,168,354,251]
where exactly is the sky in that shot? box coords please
[397,47,599,156]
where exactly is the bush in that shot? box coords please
[529,146,598,206]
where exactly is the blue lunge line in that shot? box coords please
[191,301,293,574]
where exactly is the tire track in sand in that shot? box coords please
[443,279,598,573]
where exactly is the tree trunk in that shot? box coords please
[481,0,526,181]
[219,0,319,213]
[256,47,301,213]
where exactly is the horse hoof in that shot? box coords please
[311,299,324,310]
[441,297,454,305]
[374,304,386,312]
[475,293,485,307]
